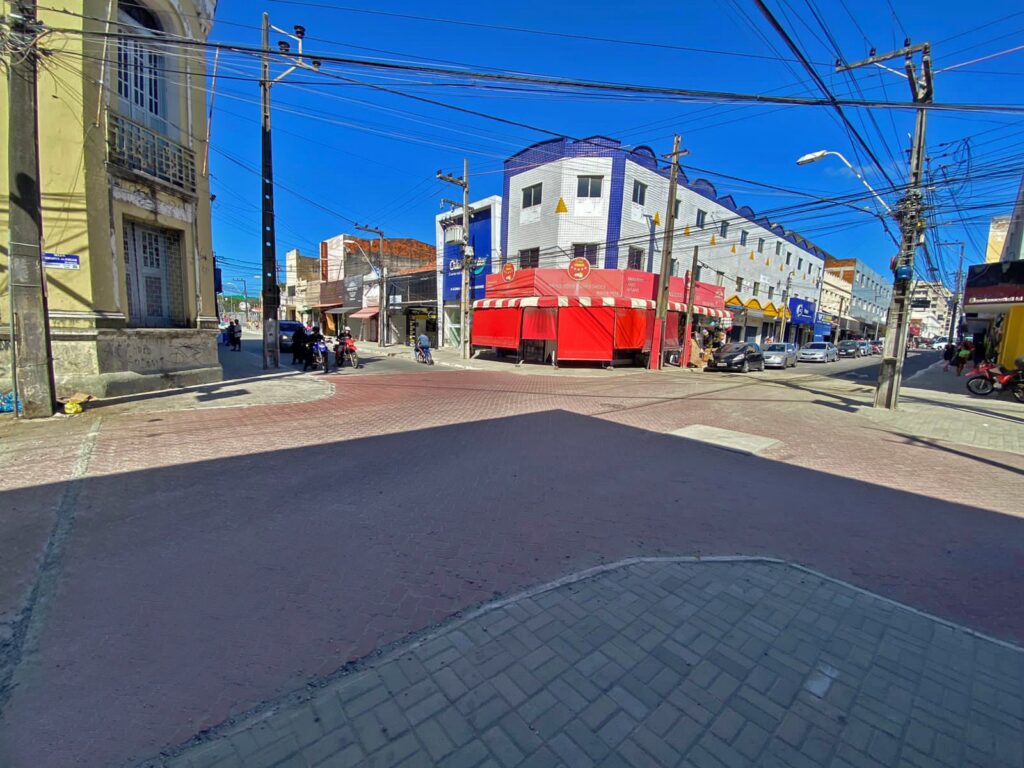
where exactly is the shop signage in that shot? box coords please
[817,311,836,325]
[567,257,591,281]
[43,253,80,270]
[964,261,1024,306]
[788,297,815,325]
[502,262,516,282]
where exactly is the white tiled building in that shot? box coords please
[501,137,825,342]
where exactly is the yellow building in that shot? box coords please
[1,0,220,396]
[986,216,1009,264]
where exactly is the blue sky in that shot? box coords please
[207,0,1024,291]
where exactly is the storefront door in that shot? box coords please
[124,220,177,327]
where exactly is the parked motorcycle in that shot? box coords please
[966,358,1024,402]
[310,338,330,374]
[334,337,360,369]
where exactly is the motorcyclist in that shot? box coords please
[304,325,325,372]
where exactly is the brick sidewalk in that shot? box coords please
[154,559,1024,768]
[1,366,1023,767]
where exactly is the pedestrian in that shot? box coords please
[230,319,242,351]
[942,342,955,371]
[954,341,972,376]
[973,339,987,366]
[291,324,306,366]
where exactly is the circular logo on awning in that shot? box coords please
[502,262,516,282]
[567,257,591,281]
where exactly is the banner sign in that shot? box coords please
[788,297,815,325]
[43,253,80,270]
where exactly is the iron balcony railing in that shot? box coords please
[108,113,196,195]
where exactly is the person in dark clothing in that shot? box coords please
[942,342,955,371]
[303,326,324,371]
[230,320,242,351]
[291,325,306,365]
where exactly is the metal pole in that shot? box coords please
[378,235,386,346]
[260,13,280,369]
[7,0,56,418]
[652,134,682,370]
[949,243,964,340]
[778,273,792,343]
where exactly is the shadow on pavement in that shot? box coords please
[1,409,1023,768]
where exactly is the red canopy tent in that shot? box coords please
[471,267,732,364]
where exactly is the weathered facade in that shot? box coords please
[1,0,219,397]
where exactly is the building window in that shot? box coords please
[757,238,765,253]
[627,247,643,270]
[797,258,803,271]
[753,281,760,296]
[775,242,782,255]
[632,180,647,206]
[674,199,681,220]
[786,252,792,266]
[518,248,539,269]
[693,263,702,282]
[696,209,707,229]
[768,285,775,300]
[577,175,602,198]
[736,276,744,292]
[521,183,542,209]
[740,230,748,246]
[573,243,599,265]
[720,221,729,239]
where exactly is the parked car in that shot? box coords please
[762,343,798,369]
[278,320,305,352]
[799,342,839,363]
[838,340,864,358]
[859,341,875,356]
[709,342,765,372]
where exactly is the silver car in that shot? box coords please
[798,342,838,363]
[762,342,798,368]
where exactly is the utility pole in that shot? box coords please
[652,135,687,370]
[940,241,965,340]
[778,273,793,343]
[835,296,846,342]
[839,43,933,410]
[259,14,320,368]
[355,225,387,346]
[437,160,471,359]
[6,0,56,418]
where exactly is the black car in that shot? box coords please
[709,342,764,372]
[278,320,305,352]
[837,340,863,358]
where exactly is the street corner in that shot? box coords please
[149,557,1024,768]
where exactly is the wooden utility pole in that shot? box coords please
[437,160,471,359]
[6,0,56,418]
[836,44,933,409]
[650,135,686,370]
[355,224,387,345]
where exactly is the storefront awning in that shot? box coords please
[325,306,361,315]
[474,296,655,310]
[349,307,379,320]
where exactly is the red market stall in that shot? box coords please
[471,264,731,365]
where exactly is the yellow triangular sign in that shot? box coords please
[766,258,770,266]
[779,264,784,272]
[555,197,568,214]
[653,211,661,227]
[731,244,737,254]
[710,234,717,246]
[684,225,690,237]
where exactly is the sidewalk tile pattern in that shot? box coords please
[154,560,1024,768]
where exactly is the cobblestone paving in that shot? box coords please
[154,560,1024,768]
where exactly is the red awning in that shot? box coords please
[349,307,379,320]
[474,296,655,310]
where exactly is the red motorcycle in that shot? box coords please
[333,337,361,369]
[966,358,1024,402]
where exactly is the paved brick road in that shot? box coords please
[156,559,1024,768]
[0,366,1022,767]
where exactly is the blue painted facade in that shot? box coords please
[442,207,492,302]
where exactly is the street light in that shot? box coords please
[796,150,893,216]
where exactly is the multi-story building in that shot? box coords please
[1,0,220,396]
[500,137,825,344]
[987,175,1024,263]
[909,281,953,340]
[818,269,854,341]
[825,258,892,338]
[435,195,502,348]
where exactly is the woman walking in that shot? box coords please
[954,341,972,376]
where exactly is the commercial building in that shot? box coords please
[818,269,854,341]
[435,195,503,348]
[499,137,825,345]
[909,281,953,340]
[1,0,220,396]
[824,258,892,339]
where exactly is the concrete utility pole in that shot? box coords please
[6,0,56,418]
[355,225,387,346]
[259,14,320,368]
[437,160,472,359]
[838,44,933,410]
[778,273,793,343]
[652,135,687,370]
[939,241,965,340]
